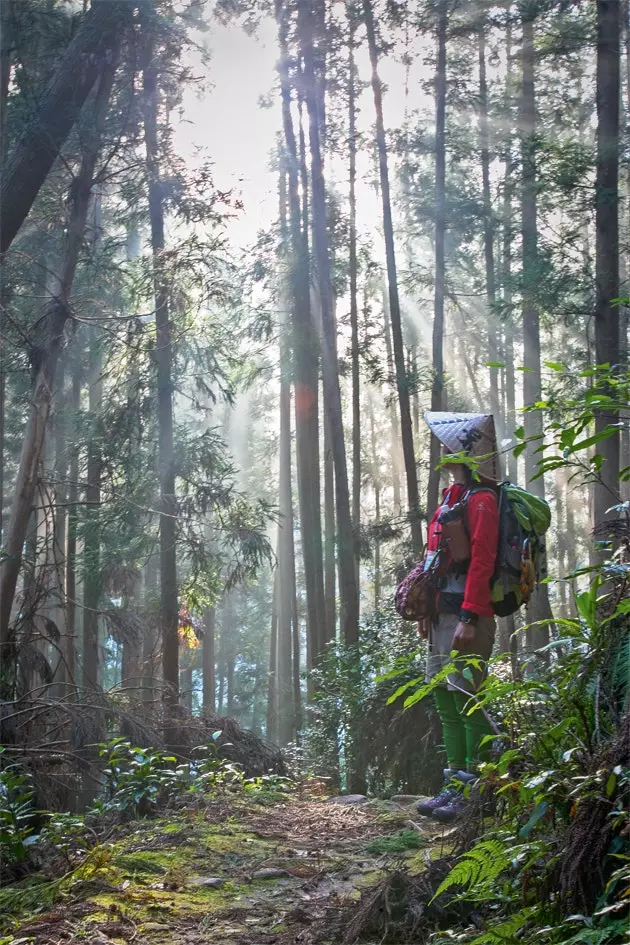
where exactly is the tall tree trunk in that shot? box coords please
[348,14,361,588]
[143,40,179,728]
[142,551,159,712]
[363,0,422,551]
[226,655,235,718]
[503,8,517,483]
[0,1,132,255]
[291,585,302,739]
[202,605,216,716]
[301,3,359,648]
[565,479,579,619]
[382,292,403,514]
[121,237,142,695]
[323,408,336,643]
[279,157,302,739]
[368,392,382,610]
[267,569,279,743]
[0,62,116,657]
[276,0,326,668]
[621,0,630,499]
[520,9,552,649]
[594,0,621,531]
[65,356,81,690]
[427,0,448,520]
[0,0,14,548]
[82,336,102,690]
[277,313,295,745]
[478,14,501,436]
[51,358,69,692]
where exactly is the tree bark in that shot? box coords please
[363,0,422,551]
[143,38,180,726]
[181,664,193,714]
[594,0,621,530]
[348,14,361,588]
[0,61,116,655]
[142,551,159,712]
[277,304,295,745]
[266,570,278,743]
[0,2,13,544]
[323,406,336,643]
[520,8,552,650]
[0,1,133,255]
[427,0,448,521]
[276,0,326,667]
[503,8,517,484]
[82,334,102,690]
[301,3,359,648]
[368,391,381,610]
[65,356,81,690]
[202,606,216,715]
[478,14,501,435]
[382,292,403,514]
[51,359,69,692]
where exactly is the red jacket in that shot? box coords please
[427,482,499,618]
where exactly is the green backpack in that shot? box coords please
[468,482,551,617]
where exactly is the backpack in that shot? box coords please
[469,482,551,617]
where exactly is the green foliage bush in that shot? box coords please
[421,583,630,945]
[0,748,38,869]
[305,606,443,795]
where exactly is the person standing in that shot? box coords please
[416,412,499,823]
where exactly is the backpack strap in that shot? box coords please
[460,484,500,538]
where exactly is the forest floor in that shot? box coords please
[2,792,455,945]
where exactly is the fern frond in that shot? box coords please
[470,907,538,944]
[431,839,511,903]
[610,631,630,711]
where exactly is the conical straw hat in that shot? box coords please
[424,412,499,481]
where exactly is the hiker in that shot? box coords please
[416,412,499,823]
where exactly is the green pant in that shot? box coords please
[433,686,493,773]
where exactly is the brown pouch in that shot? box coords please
[437,502,471,564]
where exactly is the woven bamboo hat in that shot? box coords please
[424,412,499,481]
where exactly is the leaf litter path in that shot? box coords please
[7,795,450,945]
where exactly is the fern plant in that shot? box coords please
[432,837,518,904]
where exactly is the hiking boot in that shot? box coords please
[432,771,478,824]
[432,794,468,823]
[415,770,459,817]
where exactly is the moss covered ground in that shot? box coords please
[0,795,449,945]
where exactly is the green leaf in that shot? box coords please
[386,676,424,705]
[570,425,621,453]
[544,361,565,371]
[486,361,505,368]
[606,772,617,797]
[519,800,548,838]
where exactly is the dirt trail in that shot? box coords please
[3,795,452,945]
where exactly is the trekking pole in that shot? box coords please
[448,679,502,737]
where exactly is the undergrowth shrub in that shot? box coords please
[0,748,38,873]
[305,606,442,795]
[416,578,630,945]
[0,732,295,885]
